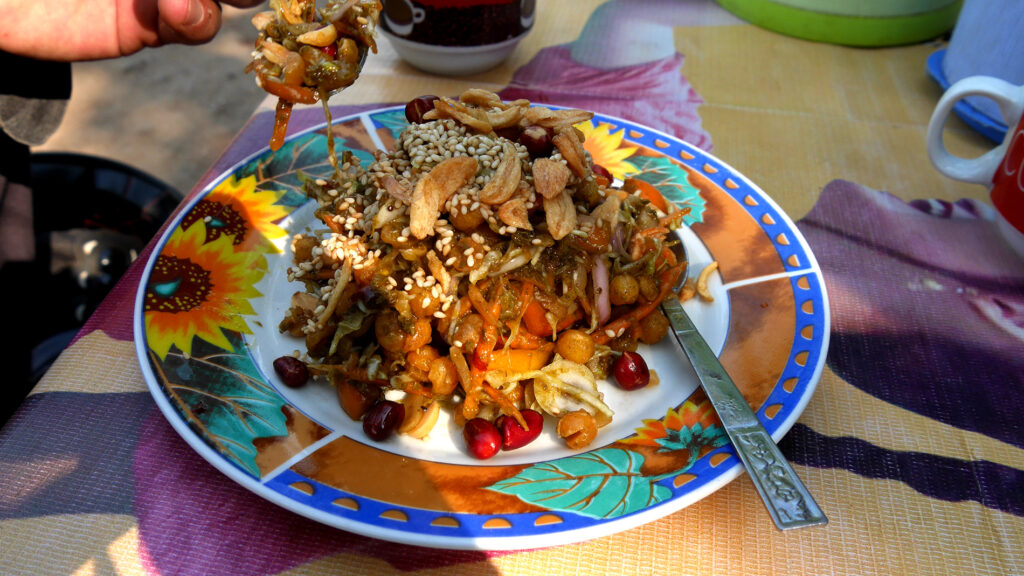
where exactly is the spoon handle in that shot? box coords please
[662,298,828,530]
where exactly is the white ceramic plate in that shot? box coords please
[135,105,829,550]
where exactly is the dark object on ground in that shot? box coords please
[0,152,178,426]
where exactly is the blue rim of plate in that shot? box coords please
[927,49,1009,144]
[134,105,830,550]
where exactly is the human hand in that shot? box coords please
[0,0,265,61]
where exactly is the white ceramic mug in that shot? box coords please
[927,75,1024,258]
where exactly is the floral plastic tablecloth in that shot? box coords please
[2,1,1022,574]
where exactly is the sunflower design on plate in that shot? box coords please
[578,120,639,180]
[144,220,265,360]
[179,175,291,254]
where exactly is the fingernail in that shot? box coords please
[184,0,206,25]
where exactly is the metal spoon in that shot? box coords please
[662,238,828,530]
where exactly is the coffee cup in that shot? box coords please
[379,0,535,75]
[927,75,1024,257]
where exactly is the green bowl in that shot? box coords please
[715,0,963,47]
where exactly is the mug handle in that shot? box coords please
[927,76,1024,185]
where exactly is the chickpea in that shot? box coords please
[638,309,671,344]
[557,410,598,450]
[408,286,441,318]
[338,37,360,65]
[353,258,377,286]
[450,208,485,232]
[637,274,659,303]
[428,357,459,395]
[610,274,639,306]
[378,220,406,246]
[402,318,433,353]
[291,235,318,263]
[452,313,484,351]
[375,311,405,353]
[555,329,595,364]
[451,237,485,273]
[609,332,638,353]
[406,345,440,375]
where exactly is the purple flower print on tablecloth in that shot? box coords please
[500,46,712,151]
[797,180,1024,447]
[131,411,504,575]
[784,180,1024,516]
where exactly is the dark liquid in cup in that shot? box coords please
[382,0,530,46]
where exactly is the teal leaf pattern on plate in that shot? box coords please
[630,156,706,225]
[653,423,731,471]
[375,109,411,140]
[235,132,376,208]
[153,331,287,477]
[488,448,673,519]
[653,423,729,454]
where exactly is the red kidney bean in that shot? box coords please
[405,95,439,124]
[273,356,310,388]
[363,400,405,441]
[518,124,554,158]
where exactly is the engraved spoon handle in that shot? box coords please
[662,298,828,530]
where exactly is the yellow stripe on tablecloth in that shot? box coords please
[274,464,1023,576]
[800,369,1024,474]
[30,331,147,395]
[0,515,145,576]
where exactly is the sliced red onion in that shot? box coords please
[610,224,625,254]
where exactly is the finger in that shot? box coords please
[156,0,223,46]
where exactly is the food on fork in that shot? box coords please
[247,0,382,150]
[276,90,688,457]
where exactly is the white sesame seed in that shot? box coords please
[605,329,616,338]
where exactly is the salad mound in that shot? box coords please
[276,91,687,457]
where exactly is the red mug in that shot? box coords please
[928,76,1024,257]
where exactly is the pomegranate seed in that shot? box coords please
[273,356,309,388]
[496,409,543,450]
[611,351,650,391]
[592,164,612,180]
[362,400,405,441]
[405,95,439,124]
[463,418,501,459]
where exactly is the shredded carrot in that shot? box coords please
[635,226,670,239]
[624,178,669,213]
[468,283,501,328]
[483,384,527,429]
[502,328,547,349]
[660,206,691,228]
